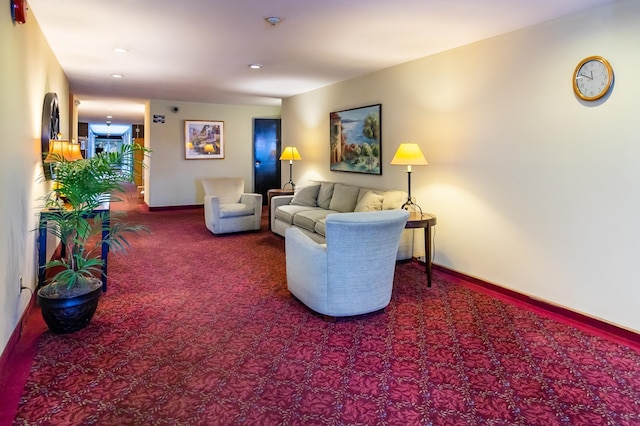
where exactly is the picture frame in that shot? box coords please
[329,104,381,175]
[184,120,224,159]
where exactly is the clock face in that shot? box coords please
[573,56,613,101]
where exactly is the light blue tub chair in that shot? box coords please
[285,209,409,317]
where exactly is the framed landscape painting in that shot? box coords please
[184,120,224,159]
[329,104,381,175]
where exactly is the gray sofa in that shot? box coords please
[271,181,413,260]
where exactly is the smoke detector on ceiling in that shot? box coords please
[265,16,281,26]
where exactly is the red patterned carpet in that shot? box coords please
[8,202,640,425]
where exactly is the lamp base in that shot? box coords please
[401,198,423,215]
[282,181,295,190]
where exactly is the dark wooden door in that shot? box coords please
[253,118,281,205]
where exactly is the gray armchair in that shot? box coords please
[202,177,262,234]
[285,209,409,317]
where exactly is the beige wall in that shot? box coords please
[282,0,640,332]
[145,100,280,207]
[0,11,69,353]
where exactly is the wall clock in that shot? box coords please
[11,0,28,24]
[41,92,60,180]
[573,56,613,101]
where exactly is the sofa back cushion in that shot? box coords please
[317,182,335,209]
[329,184,360,213]
[290,184,320,207]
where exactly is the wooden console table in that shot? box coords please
[37,202,111,291]
[405,212,437,287]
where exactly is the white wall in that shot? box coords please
[282,0,640,332]
[146,100,280,207]
[0,10,69,354]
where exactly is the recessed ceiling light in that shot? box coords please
[114,47,129,54]
[111,74,123,78]
[249,64,262,69]
[106,115,113,119]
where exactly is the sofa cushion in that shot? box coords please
[293,209,337,232]
[329,183,360,213]
[315,218,327,237]
[275,204,324,225]
[382,190,406,210]
[219,203,255,218]
[354,190,384,212]
[290,185,320,207]
[317,182,335,209]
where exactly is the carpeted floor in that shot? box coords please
[8,198,640,425]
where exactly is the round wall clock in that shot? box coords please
[11,0,28,24]
[573,56,613,101]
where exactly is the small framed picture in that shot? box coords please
[184,120,224,159]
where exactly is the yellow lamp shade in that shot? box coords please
[65,143,84,161]
[43,140,69,163]
[390,143,428,166]
[44,140,84,162]
[279,146,301,161]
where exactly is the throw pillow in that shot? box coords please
[329,183,360,212]
[354,190,384,212]
[382,190,406,210]
[290,184,320,207]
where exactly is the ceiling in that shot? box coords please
[27,0,614,127]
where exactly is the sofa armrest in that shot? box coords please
[241,193,263,216]
[271,195,293,209]
[203,195,221,233]
[270,195,294,227]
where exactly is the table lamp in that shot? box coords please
[390,142,428,213]
[279,146,302,190]
[43,140,70,163]
[65,141,84,161]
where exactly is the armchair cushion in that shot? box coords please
[219,203,256,218]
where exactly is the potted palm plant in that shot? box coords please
[37,143,150,334]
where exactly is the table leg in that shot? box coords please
[100,211,110,292]
[424,225,432,287]
[38,219,47,288]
